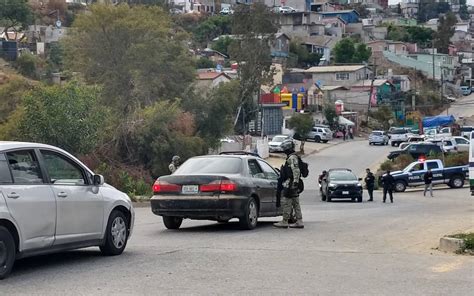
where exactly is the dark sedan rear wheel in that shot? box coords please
[239,197,258,230]
[163,216,183,230]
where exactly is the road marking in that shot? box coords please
[431,258,466,273]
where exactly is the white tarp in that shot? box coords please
[338,116,355,126]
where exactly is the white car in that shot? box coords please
[369,131,389,145]
[278,6,297,13]
[220,7,234,15]
[268,135,291,152]
[452,136,470,152]
[0,141,134,279]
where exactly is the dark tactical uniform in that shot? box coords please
[365,171,375,201]
[381,173,395,203]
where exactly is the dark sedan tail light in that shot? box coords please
[153,180,181,193]
[200,180,237,193]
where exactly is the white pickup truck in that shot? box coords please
[389,128,414,147]
[424,127,452,141]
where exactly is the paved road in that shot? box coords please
[448,92,474,119]
[2,141,473,295]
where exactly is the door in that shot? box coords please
[40,150,104,245]
[455,137,470,152]
[426,161,443,184]
[257,160,280,213]
[1,150,56,251]
[247,159,274,214]
[408,162,425,185]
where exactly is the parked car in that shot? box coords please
[278,6,297,13]
[268,135,291,152]
[0,141,134,279]
[150,153,283,230]
[387,143,443,160]
[320,168,363,202]
[220,7,234,15]
[389,159,468,192]
[460,86,471,96]
[460,126,474,139]
[389,128,414,146]
[398,135,426,150]
[305,126,332,143]
[424,127,452,141]
[369,130,389,145]
[452,136,470,152]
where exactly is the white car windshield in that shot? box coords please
[372,132,383,136]
[272,136,287,143]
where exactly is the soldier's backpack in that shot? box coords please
[297,156,309,178]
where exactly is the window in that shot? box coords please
[411,163,423,171]
[335,73,349,80]
[257,160,279,180]
[248,160,264,179]
[6,150,43,184]
[176,157,242,175]
[0,153,12,184]
[41,150,86,185]
[427,162,439,170]
[455,138,469,145]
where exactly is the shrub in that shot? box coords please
[15,53,40,79]
[444,152,468,167]
[380,160,394,172]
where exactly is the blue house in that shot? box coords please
[319,10,360,24]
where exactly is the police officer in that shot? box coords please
[365,168,375,202]
[169,155,181,174]
[381,170,395,203]
[274,140,304,229]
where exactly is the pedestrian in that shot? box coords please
[349,126,354,139]
[342,127,347,141]
[381,170,395,203]
[168,155,181,174]
[423,169,434,197]
[365,168,375,202]
[274,140,304,229]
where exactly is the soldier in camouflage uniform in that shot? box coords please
[274,140,304,229]
[168,156,181,174]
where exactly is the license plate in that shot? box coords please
[182,185,198,194]
[342,191,349,195]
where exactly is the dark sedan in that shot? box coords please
[387,143,443,160]
[150,154,282,230]
[321,169,363,202]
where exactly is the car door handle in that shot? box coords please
[57,192,68,198]
[7,192,19,199]
[256,185,261,189]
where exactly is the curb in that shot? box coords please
[133,201,150,208]
[439,237,465,253]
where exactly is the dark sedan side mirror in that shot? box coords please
[93,174,105,186]
[358,178,362,181]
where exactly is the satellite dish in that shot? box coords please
[56,20,62,28]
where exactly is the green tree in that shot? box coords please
[0,75,32,124]
[18,82,105,155]
[64,4,195,115]
[333,38,356,64]
[211,36,233,56]
[323,103,337,128]
[191,80,240,147]
[129,101,207,177]
[459,0,470,21]
[288,113,313,153]
[333,38,370,64]
[229,3,279,133]
[435,12,457,54]
[196,57,216,69]
[289,41,321,68]
[0,0,31,40]
[353,43,371,63]
[193,15,232,45]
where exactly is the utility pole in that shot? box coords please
[367,58,376,123]
[432,40,436,80]
[412,67,417,111]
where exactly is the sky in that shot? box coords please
[388,0,474,5]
